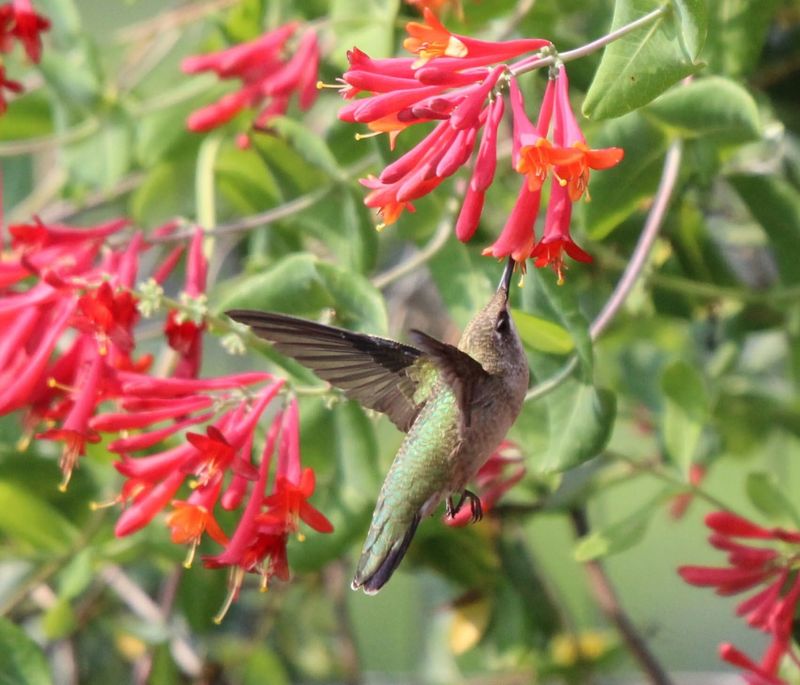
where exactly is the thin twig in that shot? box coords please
[510,6,671,76]
[525,139,683,402]
[100,564,203,678]
[570,508,674,685]
[371,196,458,290]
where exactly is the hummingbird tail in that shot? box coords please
[351,512,421,595]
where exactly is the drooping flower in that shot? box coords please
[37,351,103,490]
[182,22,319,141]
[678,511,800,684]
[4,0,50,62]
[550,65,624,202]
[530,177,592,284]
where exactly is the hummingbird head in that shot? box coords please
[459,259,527,377]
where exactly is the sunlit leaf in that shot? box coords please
[583,0,703,120]
[512,309,574,355]
[643,76,760,142]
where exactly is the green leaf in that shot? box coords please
[215,253,330,315]
[316,262,388,334]
[0,482,79,553]
[661,360,709,472]
[580,112,669,240]
[64,110,133,189]
[0,618,52,685]
[0,95,53,141]
[215,144,282,216]
[746,472,800,527]
[672,0,708,61]
[129,160,195,226]
[643,76,760,142]
[42,597,77,640]
[512,309,574,355]
[268,117,343,180]
[537,384,617,473]
[531,270,594,379]
[330,0,400,67]
[703,0,780,78]
[215,253,388,333]
[728,174,800,286]
[583,0,704,120]
[573,497,660,561]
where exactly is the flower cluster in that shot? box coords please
[182,21,319,147]
[0,216,332,610]
[336,9,623,280]
[0,0,49,113]
[678,511,800,684]
[443,440,525,527]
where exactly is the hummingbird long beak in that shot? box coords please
[498,257,515,294]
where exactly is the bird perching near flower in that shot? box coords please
[228,257,528,594]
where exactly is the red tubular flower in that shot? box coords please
[482,179,541,265]
[166,477,229,567]
[183,22,319,138]
[260,400,332,536]
[6,0,49,62]
[165,227,207,379]
[551,65,623,202]
[403,8,549,68]
[530,178,592,284]
[678,511,800,684]
[37,352,103,489]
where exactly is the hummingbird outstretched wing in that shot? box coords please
[409,329,490,431]
[226,310,433,432]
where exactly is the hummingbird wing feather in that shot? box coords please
[226,310,431,432]
[408,329,490,431]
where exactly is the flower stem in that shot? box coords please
[372,196,457,290]
[510,5,671,76]
[195,133,223,257]
[525,139,683,403]
[0,117,100,157]
[570,507,675,685]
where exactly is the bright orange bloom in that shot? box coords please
[166,501,228,546]
[403,8,467,67]
[555,142,625,201]
[517,138,581,193]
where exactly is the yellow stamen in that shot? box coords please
[213,567,244,624]
[182,541,198,569]
[354,131,381,141]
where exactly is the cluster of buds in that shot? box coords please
[0,216,332,611]
[182,21,319,148]
[0,0,49,113]
[335,9,623,281]
[679,511,800,684]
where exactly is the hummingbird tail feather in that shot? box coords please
[351,512,421,595]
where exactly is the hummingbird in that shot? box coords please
[226,257,529,594]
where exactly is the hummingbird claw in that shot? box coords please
[446,490,483,523]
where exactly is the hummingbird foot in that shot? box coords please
[446,490,483,523]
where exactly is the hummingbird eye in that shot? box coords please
[495,311,510,335]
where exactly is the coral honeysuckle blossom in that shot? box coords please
[0,215,332,606]
[0,0,49,112]
[335,9,623,278]
[678,511,800,685]
[182,21,319,147]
